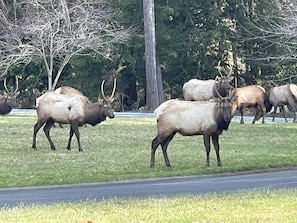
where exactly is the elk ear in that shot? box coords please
[15,91,20,97]
[228,76,234,81]
[213,98,221,103]
[215,76,221,82]
[98,99,104,105]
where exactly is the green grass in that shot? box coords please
[0,114,297,188]
[1,114,297,222]
[1,189,297,222]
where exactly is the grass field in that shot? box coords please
[1,189,297,222]
[0,114,297,188]
[1,113,297,221]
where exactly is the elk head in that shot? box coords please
[3,76,20,107]
[100,78,117,119]
[214,82,238,125]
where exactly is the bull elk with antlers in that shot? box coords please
[32,79,117,152]
[0,77,19,115]
[183,71,234,101]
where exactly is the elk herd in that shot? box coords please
[1,73,297,168]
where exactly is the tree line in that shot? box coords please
[1,0,297,111]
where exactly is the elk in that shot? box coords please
[55,86,84,96]
[183,75,234,101]
[0,77,19,115]
[32,79,116,152]
[230,85,267,124]
[150,90,238,168]
[268,84,297,122]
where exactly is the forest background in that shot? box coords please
[1,0,297,112]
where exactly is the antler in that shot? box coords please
[110,78,117,99]
[14,76,19,94]
[3,78,9,93]
[216,61,223,77]
[3,76,19,94]
[214,81,223,100]
[101,78,117,100]
[101,80,107,100]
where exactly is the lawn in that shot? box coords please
[1,113,297,222]
[0,113,296,188]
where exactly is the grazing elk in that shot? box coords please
[268,84,297,122]
[183,75,234,101]
[150,90,238,168]
[230,85,267,124]
[32,79,116,152]
[0,77,19,115]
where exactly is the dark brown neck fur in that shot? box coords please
[84,102,106,126]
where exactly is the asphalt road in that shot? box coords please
[1,169,297,208]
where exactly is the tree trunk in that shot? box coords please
[143,0,161,111]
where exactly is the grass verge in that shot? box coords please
[1,189,297,222]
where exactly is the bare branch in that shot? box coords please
[0,0,130,90]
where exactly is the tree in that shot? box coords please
[143,0,163,111]
[0,0,130,91]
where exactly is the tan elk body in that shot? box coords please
[150,92,238,168]
[183,76,234,101]
[230,85,266,124]
[54,86,86,97]
[32,79,116,152]
[268,84,297,122]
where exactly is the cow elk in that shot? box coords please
[230,85,267,124]
[32,79,116,152]
[0,77,19,115]
[150,90,238,168]
[183,75,234,101]
[268,84,297,122]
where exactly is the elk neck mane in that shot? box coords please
[0,95,13,115]
[84,102,107,126]
[214,102,231,131]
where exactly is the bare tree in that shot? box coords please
[240,0,297,63]
[0,0,130,90]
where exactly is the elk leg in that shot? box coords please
[211,135,222,167]
[260,104,266,124]
[150,136,159,167]
[239,108,244,124]
[32,121,45,149]
[252,106,260,124]
[43,119,56,150]
[67,127,74,151]
[203,134,211,167]
[272,106,277,122]
[150,132,175,167]
[253,104,265,124]
[281,105,288,122]
[160,132,176,167]
[294,112,297,123]
[71,122,82,152]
